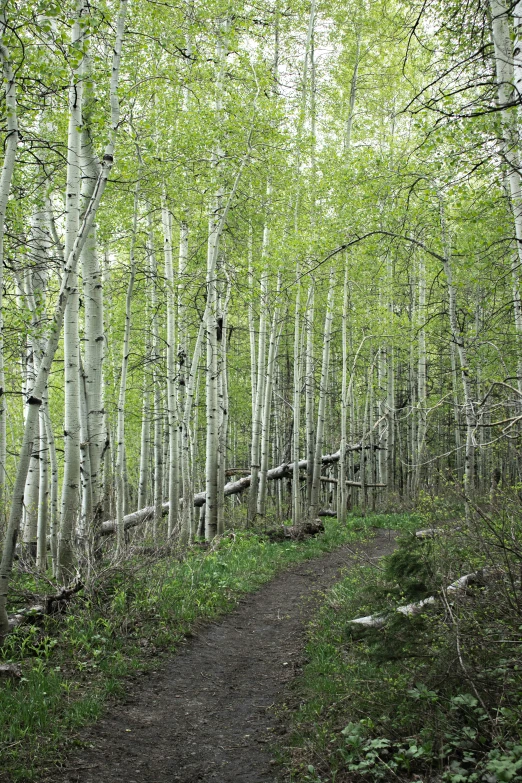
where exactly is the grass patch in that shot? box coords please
[0,515,395,782]
[282,511,522,783]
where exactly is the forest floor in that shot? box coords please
[40,529,398,783]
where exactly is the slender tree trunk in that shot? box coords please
[310,269,335,519]
[258,276,281,517]
[248,206,269,525]
[292,264,302,524]
[57,0,88,579]
[338,264,349,522]
[115,187,138,556]
[162,195,179,538]
[0,6,18,522]
[305,284,315,505]
[138,382,151,511]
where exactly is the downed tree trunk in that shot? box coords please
[6,581,83,632]
[349,568,499,629]
[319,476,386,488]
[265,519,325,542]
[100,443,377,536]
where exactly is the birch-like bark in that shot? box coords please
[258,276,282,517]
[0,0,127,630]
[178,217,190,541]
[57,0,88,579]
[305,283,315,505]
[138,382,151,511]
[491,0,522,394]
[80,58,105,530]
[415,256,427,493]
[148,215,163,543]
[204,202,220,540]
[0,6,19,519]
[217,277,231,534]
[248,225,257,416]
[248,222,269,524]
[337,264,349,522]
[309,269,335,519]
[438,190,475,494]
[115,186,139,555]
[162,196,179,537]
[292,263,302,524]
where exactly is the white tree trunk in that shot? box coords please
[309,269,335,518]
[162,196,179,538]
[115,187,138,555]
[258,275,282,517]
[57,0,87,580]
[0,8,18,521]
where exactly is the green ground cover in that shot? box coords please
[0,514,405,782]
[283,509,522,783]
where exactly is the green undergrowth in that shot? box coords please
[283,509,522,783]
[0,513,406,782]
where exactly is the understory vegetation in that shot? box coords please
[284,502,522,783]
[0,515,398,783]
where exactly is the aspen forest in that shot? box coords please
[1,1,522,782]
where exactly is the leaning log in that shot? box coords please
[349,568,499,629]
[100,443,377,536]
[319,476,386,488]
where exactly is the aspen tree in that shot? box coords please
[147,215,163,543]
[309,268,335,519]
[337,265,349,522]
[292,262,303,524]
[0,3,18,518]
[248,210,269,525]
[57,0,88,579]
[1,0,128,628]
[258,274,282,517]
[162,196,179,538]
[490,0,522,395]
[115,186,139,555]
[80,53,106,531]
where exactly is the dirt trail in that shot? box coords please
[46,530,397,783]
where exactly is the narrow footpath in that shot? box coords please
[46,530,397,783]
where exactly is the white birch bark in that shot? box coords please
[292,263,302,524]
[305,283,315,505]
[491,0,522,394]
[0,5,19,519]
[138,382,151,511]
[57,0,88,579]
[115,186,139,555]
[258,275,282,517]
[162,196,179,538]
[438,190,475,495]
[0,0,127,629]
[337,264,349,522]
[309,269,335,519]
[415,255,427,493]
[80,78,105,530]
[148,215,163,543]
[248,223,269,524]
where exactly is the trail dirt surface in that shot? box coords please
[48,531,397,783]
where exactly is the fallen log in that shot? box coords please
[0,664,22,680]
[6,581,83,632]
[349,568,499,629]
[100,443,376,536]
[264,520,325,542]
[319,476,386,488]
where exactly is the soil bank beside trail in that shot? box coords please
[43,530,397,783]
